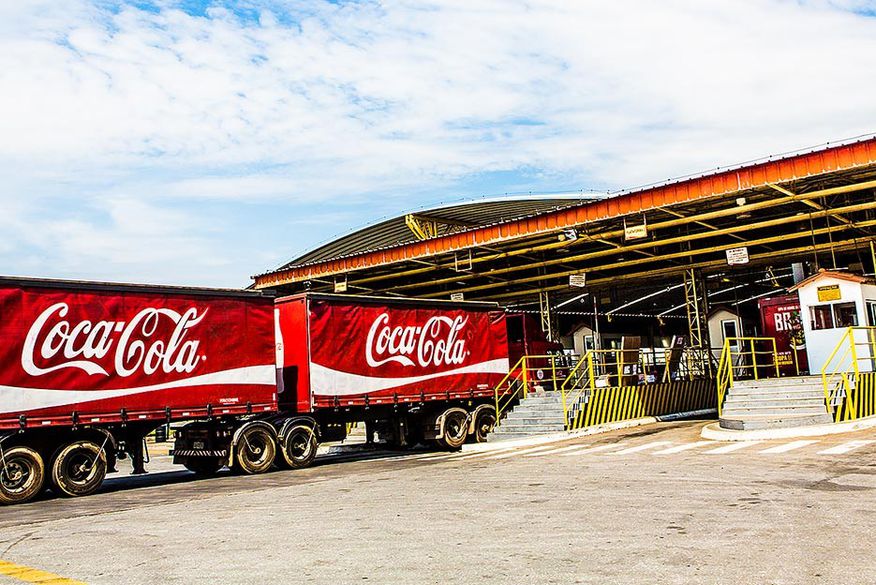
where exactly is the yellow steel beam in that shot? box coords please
[767,183,856,227]
[386,199,876,295]
[345,179,876,289]
[419,218,876,299]
[477,236,875,302]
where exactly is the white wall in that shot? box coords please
[797,276,874,373]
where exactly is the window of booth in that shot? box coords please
[810,302,859,330]
[867,301,876,326]
[810,304,834,330]
[834,302,858,327]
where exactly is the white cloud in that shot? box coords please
[1,0,875,285]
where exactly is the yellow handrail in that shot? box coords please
[560,350,594,429]
[715,336,782,416]
[494,354,570,426]
[821,326,876,422]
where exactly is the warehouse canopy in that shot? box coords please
[254,137,876,323]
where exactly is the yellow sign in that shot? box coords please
[817,284,841,302]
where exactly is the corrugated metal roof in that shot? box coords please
[284,195,602,267]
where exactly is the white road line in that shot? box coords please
[485,445,557,460]
[561,444,621,456]
[704,441,762,454]
[524,444,592,457]
[760,440,820,454]
[653,441,714,455]
[610,441,672,455]
[817,440,876,455]
[456,447,519,460]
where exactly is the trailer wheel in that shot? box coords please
[0,446,45,505]
[183,458,224,476]
[279,425,318,469]
[233,425,277,475]
[50,440,107,498]
[473,407,497,443]
[438,410,468,450]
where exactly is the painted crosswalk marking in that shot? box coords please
[817,440,875,455]
[561,444,619,456]
[609,441,672,455]
[653,441,714,455]
[525,444,592,457]
[704,441,762,454]
[484,445,556,460]
[456,447,519,460]
[760,440,820,454]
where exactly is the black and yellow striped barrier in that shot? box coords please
[568,379,716,430]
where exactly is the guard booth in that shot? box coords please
[790,270,876,373]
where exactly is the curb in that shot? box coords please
[700,415,876,441]
[458,407,717,453]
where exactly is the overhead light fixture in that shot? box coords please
[558,228,578,242]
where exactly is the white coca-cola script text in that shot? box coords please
[21,303,207,377]
[365,313,469,368]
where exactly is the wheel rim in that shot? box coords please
[288,431,314,461]
[1,457,33,494]
[61,450,101,487]
[446,413,466,440]
[243,430,272,466]
[477,413,496,439]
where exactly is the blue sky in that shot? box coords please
[1,0,875,287]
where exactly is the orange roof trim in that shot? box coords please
[256,137,876,287]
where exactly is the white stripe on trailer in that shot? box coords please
[817,440,876,455]
[759,440,820,454]
[653,441,714,455]
[704,441,762,454]
[609,441,672,455]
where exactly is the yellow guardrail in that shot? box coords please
[821,326,876,422]
[561,347,717,430]
[493,354,570,426]
[715,336,781,416]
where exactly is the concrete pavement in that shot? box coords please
[1,419,875,584]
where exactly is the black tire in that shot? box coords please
[473,407,497,443]
[0,446,45,505]
[439,410,468,450]
[50,440,107,498]
[279,425,318,469]
[183,457,224,476]
[232,425,277,475]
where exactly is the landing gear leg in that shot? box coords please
[131,437,147,475]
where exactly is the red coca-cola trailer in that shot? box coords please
[1,281,535,505]
[758,294,809,376]
[174,294,515,480]
[0,276,278,504]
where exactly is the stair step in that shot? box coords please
[493,424,566,433]
[721,406,828,417]
[733,377,822,389]
[719,412,832,430]
[723,397,825,408]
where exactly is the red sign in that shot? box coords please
[0,282,278,430]
[759,294,808,376]
[277,296,510,409]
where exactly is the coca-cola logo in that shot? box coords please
[21,302,207,378]
[365,312,470,368]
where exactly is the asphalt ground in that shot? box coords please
[1,420,875,585]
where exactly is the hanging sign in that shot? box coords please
[624,223,648,241]
[450,292,465,301]
[816,285,841,302]
[569,274,587,288]
[725,247,750,265]
[333,279,348,293]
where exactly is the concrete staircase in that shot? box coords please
[488,391,566,441]
[719,376,832,430]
